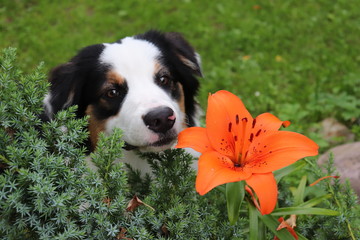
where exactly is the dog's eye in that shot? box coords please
[158,75,170,85]
[106,89,120,98]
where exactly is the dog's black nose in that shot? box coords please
[143,107,176,133]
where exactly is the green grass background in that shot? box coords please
[1,0,360,150]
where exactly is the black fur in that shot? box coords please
[45,44,108,119]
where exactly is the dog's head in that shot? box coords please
[43,31,201,152]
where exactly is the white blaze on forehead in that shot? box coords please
[100,37,160,80]
[99,37,169,108]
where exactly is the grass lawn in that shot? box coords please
[1,1,360,239]
[1,0,360,149]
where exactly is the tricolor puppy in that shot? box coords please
[43,30,201,171]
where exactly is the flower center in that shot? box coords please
[234,162,242,168]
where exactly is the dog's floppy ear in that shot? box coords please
[44,44,105,119]
[44,62,82,118]
[164,32,202,77]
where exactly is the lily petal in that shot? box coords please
[175,127,214,153]
[210,90,252,120]
[241,113,291,160]
[254,113,290,132]
[206,90,253,159]
[245,131,319,173]
[196,151,251,195]
[246,172,278,215]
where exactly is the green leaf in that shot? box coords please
[248,201,259,240]
[258,213,296,240]
[248,201,267,239]
[298,194,332,208]
[274,160,306,182]
[258,216,266,239]
[271,207,340,216]
[293,175,307,206]
[298,234,309,240]
[226,181,245,225]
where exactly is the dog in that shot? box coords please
[42,30,202,172]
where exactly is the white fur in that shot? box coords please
[43,93,53,119]
[100,37,185,152]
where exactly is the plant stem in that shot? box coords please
[258,217,266,239]
[249,200,259,240]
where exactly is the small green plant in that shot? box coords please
[0,48,129,239]
[296,156,360,239]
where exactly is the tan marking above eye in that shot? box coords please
[154,61,171,81]
[154,62,162,74]
[106,71,125,85]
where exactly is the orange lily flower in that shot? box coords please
[176,90,319,214]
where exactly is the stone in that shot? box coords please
[320,118,354,144]
[318,142,360,196]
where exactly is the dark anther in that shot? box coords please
[249,133,254,142]
[234,163,241,167]
[236,114,239,124]
[228,122,232,132]
[252,119,256,128]
[255,129,261,137]
[242,117,248,122]
[234,135,238,141]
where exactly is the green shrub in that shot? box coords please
[0,47,245,240]
[1,48,359,239]
[0,47,129,239]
